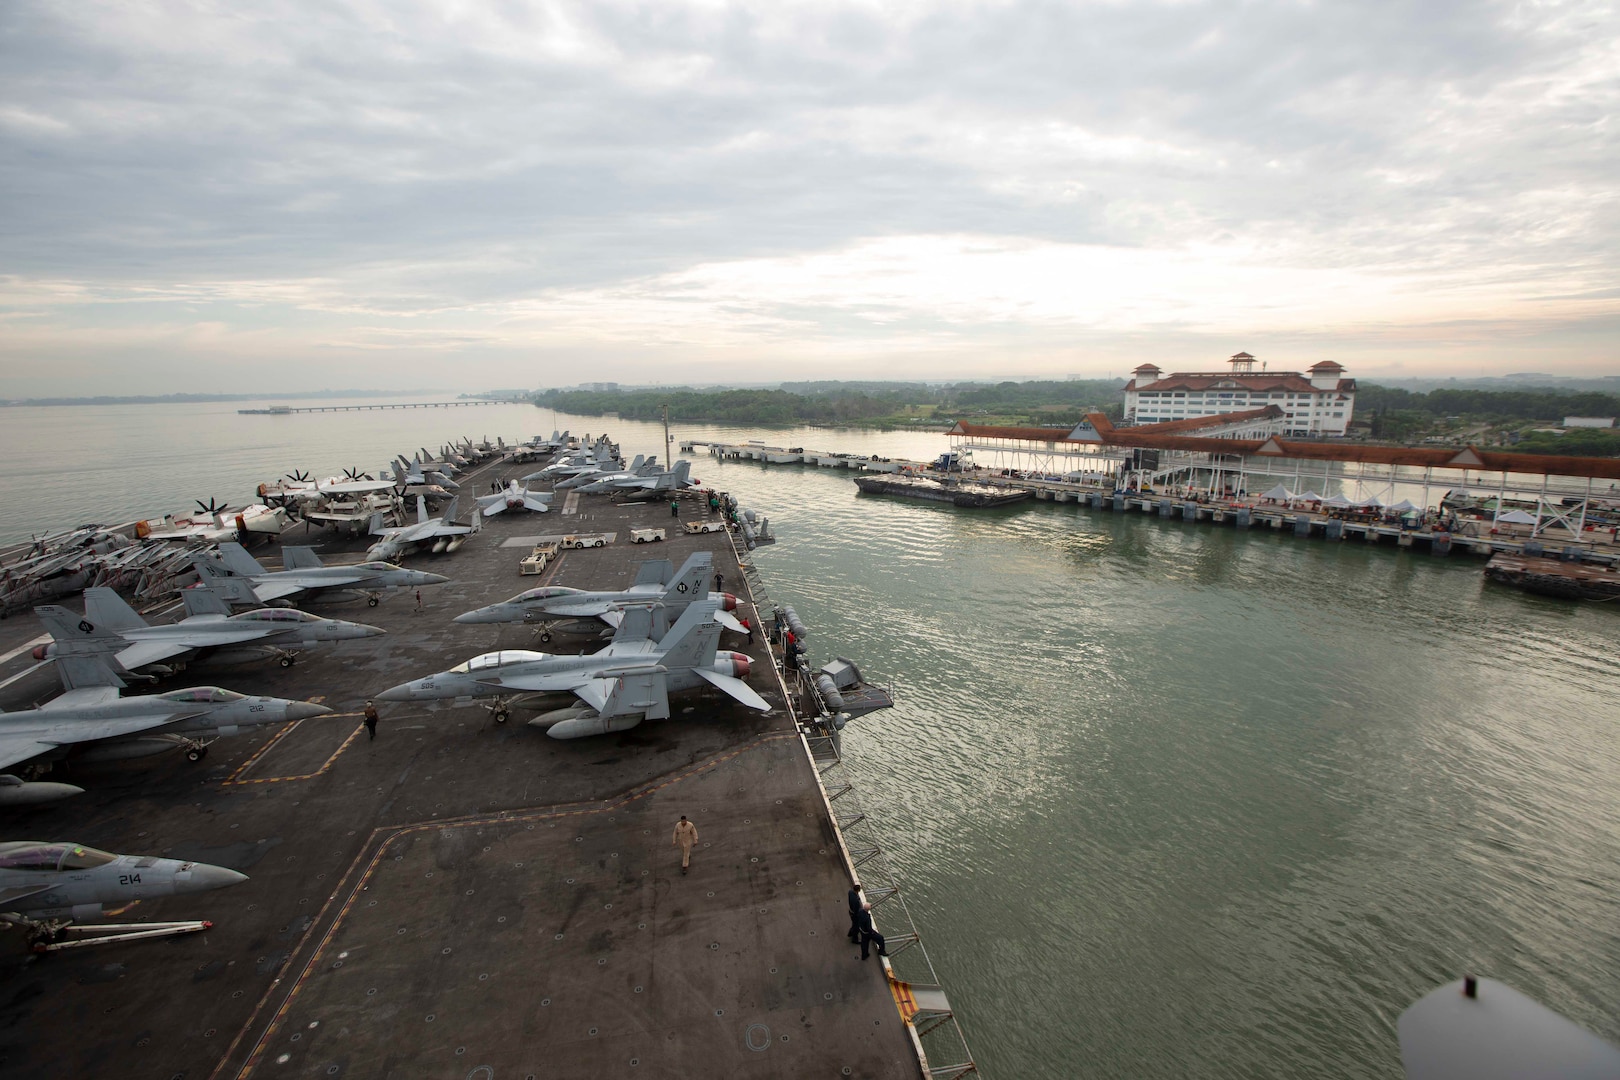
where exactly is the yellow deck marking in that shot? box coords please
[221,716,363,786]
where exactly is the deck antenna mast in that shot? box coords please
[663,404,672,471]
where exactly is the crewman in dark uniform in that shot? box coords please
[856,902,887,960]
[363,700,379,740]
[847,881,863,943]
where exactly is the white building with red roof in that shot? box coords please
[1122,353,1356,437]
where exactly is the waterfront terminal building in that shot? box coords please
[1124,353,1357,437]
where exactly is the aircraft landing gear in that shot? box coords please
[276,651,297,668]
[182,738,213,762]
[366,593,381,607]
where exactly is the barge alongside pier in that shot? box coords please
[1484,552,1620,601]
[853,474,1032,508]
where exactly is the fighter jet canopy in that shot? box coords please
[157,687,247,704]
[0,842,118,871]
[450,650,550,673]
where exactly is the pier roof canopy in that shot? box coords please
[948,416,1620,481]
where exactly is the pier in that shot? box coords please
[683,437,1620,566]
[238,399,512,414]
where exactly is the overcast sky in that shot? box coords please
[2,0,1616,395]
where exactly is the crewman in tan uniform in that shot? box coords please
[672,815,699,875]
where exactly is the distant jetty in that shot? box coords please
[238,400,508,414]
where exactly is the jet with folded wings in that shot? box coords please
[195,542,449,606]
[31,587,383,675]
[378,598,768,738]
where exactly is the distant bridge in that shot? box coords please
[238,400,519,415]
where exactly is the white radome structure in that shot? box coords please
[1123,353,1357,437]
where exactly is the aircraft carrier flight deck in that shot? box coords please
[0,449,922,1079]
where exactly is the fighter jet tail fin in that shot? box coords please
[216,541,268,577]
[632,558,675,588]
[661,552,713,605]
[280,546,324,571]
[179,585,234,618]
[416,495,430,525]
[83,588,149,632]
[56,652,126,691]
[610,603,659,644]
[657,598,723,670]
[671,460,692,486]
[35,604,125,652]
[193,560,261,605]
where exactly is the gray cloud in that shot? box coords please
[1,0,1616,393]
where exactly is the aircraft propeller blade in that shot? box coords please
[197,497,232,515]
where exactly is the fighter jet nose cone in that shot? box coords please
[453,611,478,624]
[425,573,451,585]
[181,864,249,892]
[362,624,386,637]
[376,684,411,702]
[287,702,334,721]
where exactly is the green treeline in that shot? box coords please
[1355,385,1620,421]
[535,388,913,425]
[534,379,1127,428]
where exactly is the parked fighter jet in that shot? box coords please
[366,496,481,561]
[510,431,570,462]
[522,439,621,483]
[31,587,383,675]
[380,598,766,737]
[582,460,699,497]
[454,551,743,637]
[196,542,449,606]
[0,840,248,950]
[554,454,651,491]
[391,457,460,491]
[0,646,331,787]
[476,481,552,517]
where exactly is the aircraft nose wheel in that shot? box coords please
[494,710,509,723]
[278,655,295,668]
[367,596,380,607]
[185,746,208,762]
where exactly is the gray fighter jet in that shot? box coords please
[379,598,767,737]
[198,542,449,606]
[32,587,383,675]
[590,460,701,499]
[391,457,460,492]
[453,551,744,637]
[366,496,480,561]
[0,840,247,950]
[0,646,331,787]
[475,480,552,517]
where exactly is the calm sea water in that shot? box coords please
[3,401,1617,1078]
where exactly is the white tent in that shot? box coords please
[1388,499,1418,512]
[1355,495,1384,508]
[1295,491,1324,503]
[1322,494,1354,508]
[1260,484,1294,501]
[1497,509,1540,525]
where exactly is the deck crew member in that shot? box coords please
[857,902,887,960]
[847,881,863,943]
[672,815,699,874]
[363,700,379,740]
